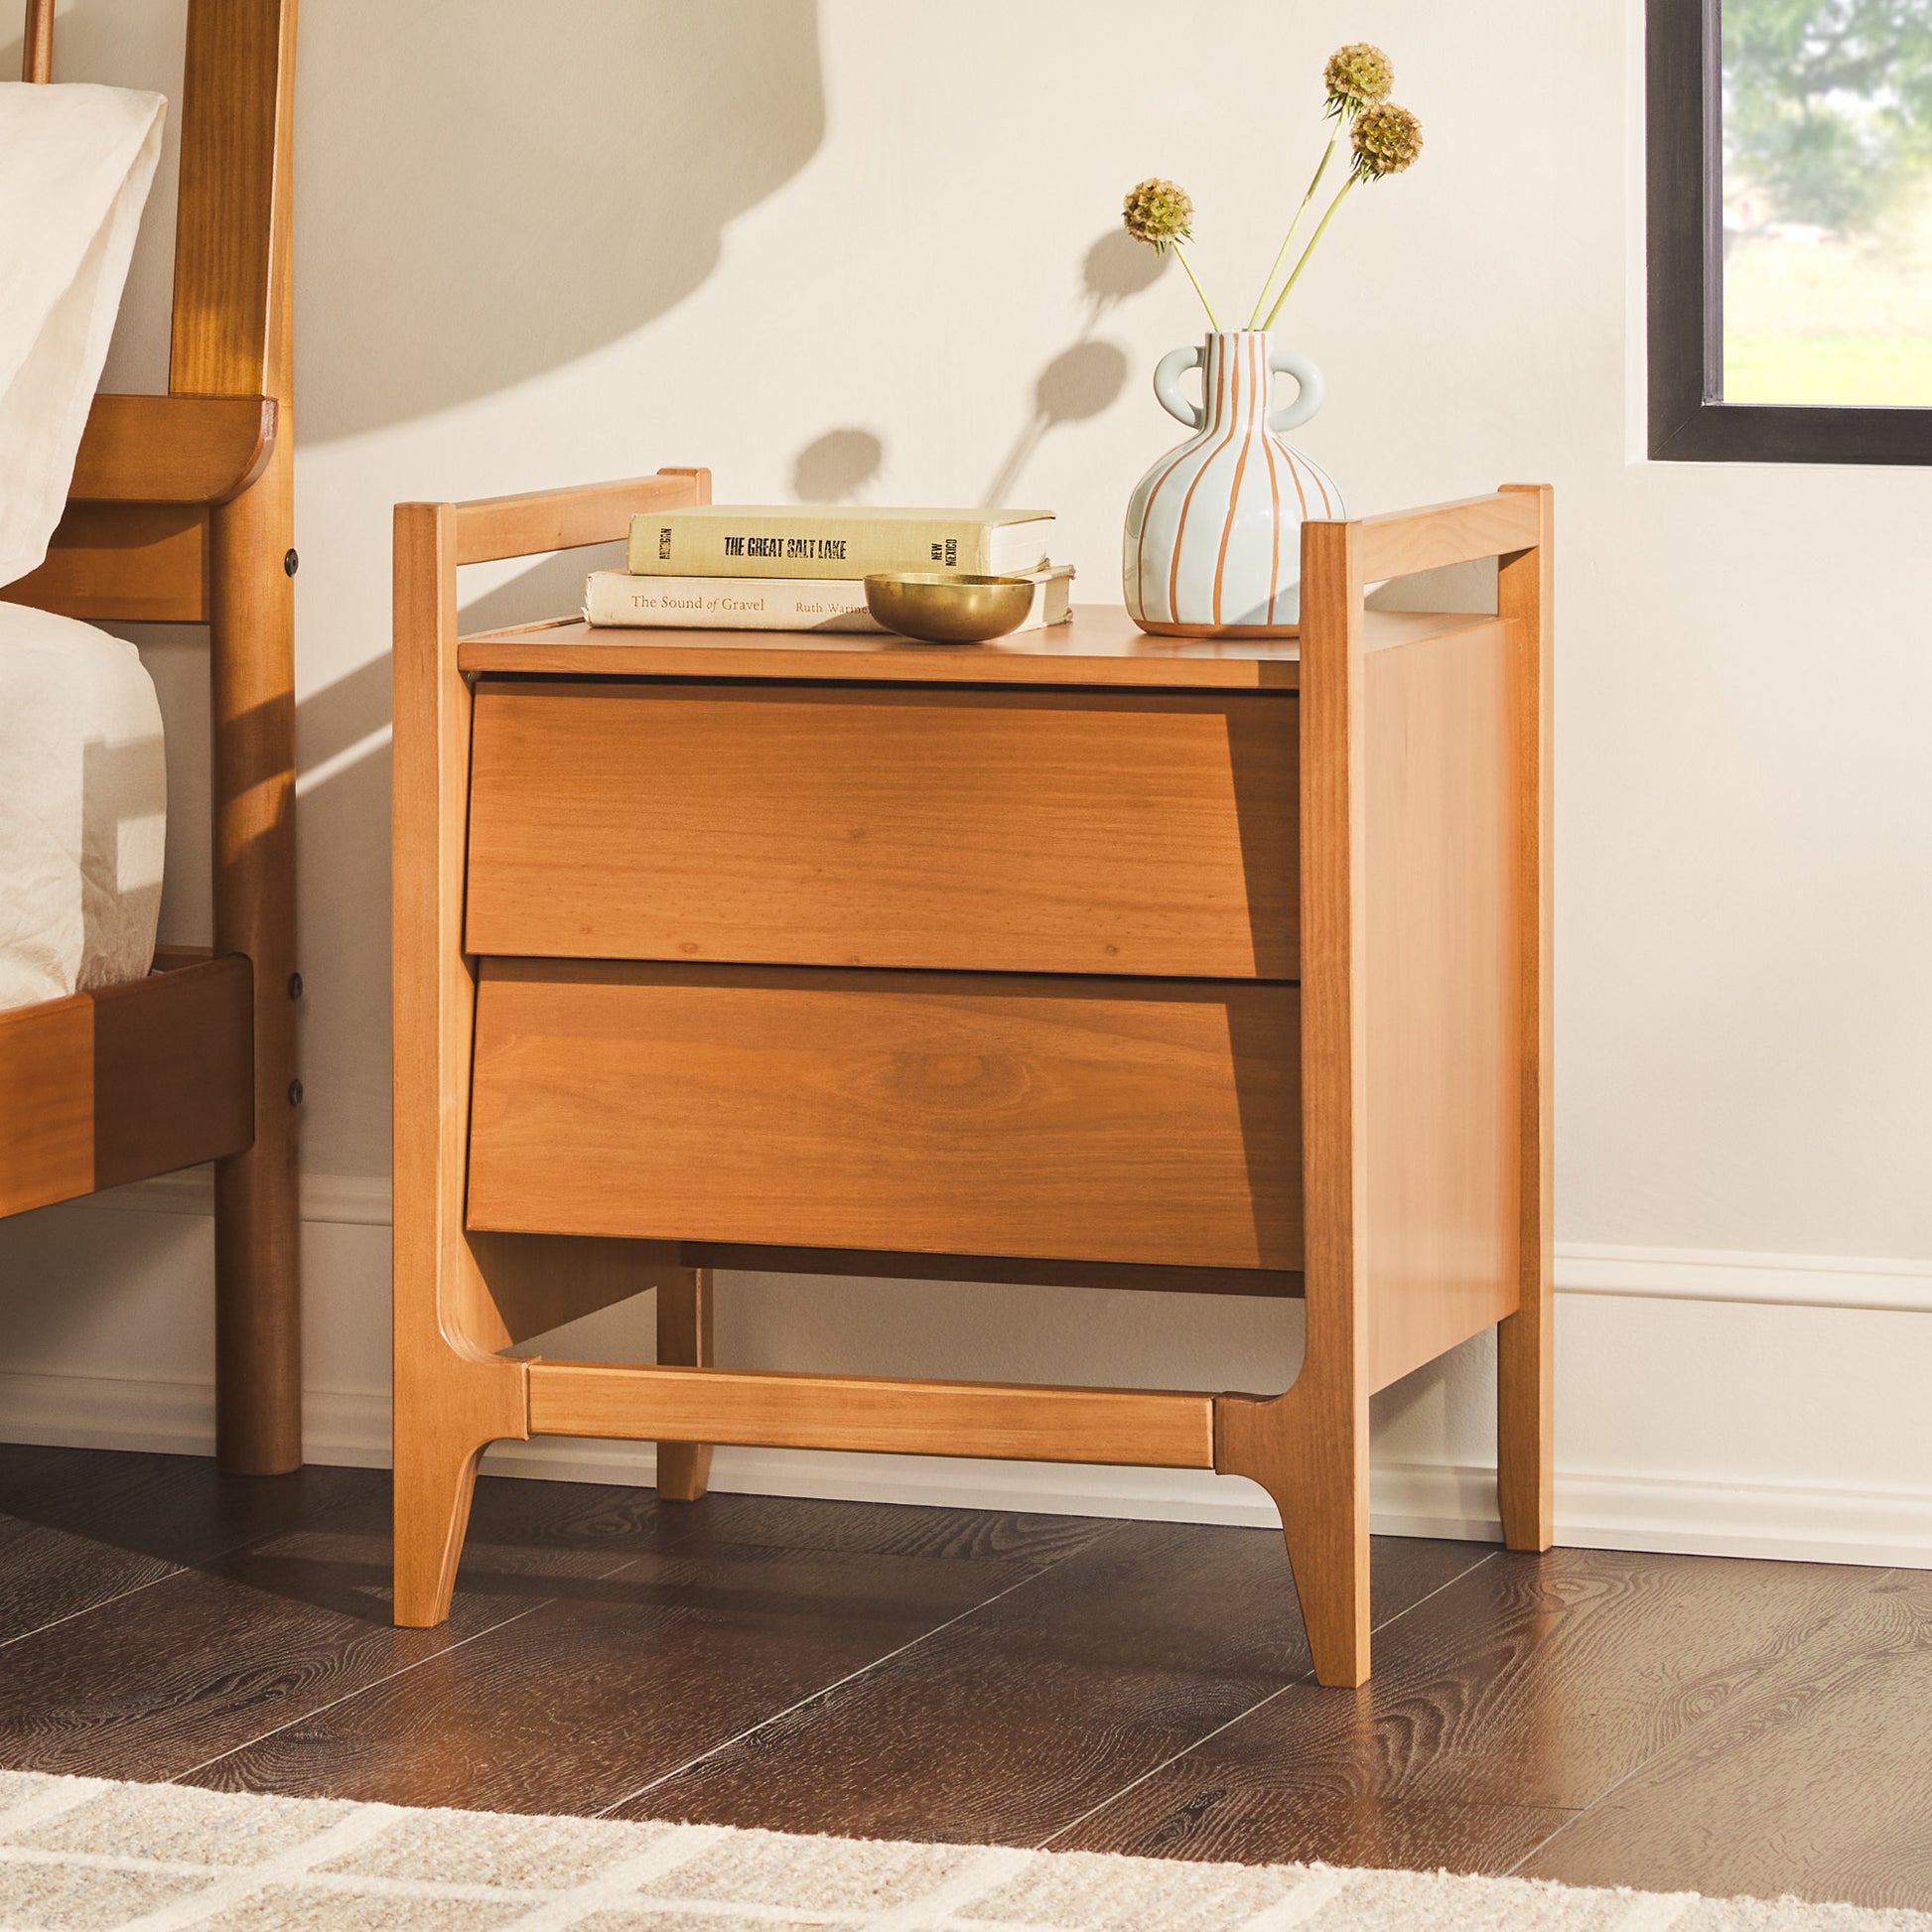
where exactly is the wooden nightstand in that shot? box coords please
[391,469,1553,1687]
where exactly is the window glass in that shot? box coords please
[1722,0,1932,404]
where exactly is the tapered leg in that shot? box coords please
[655,1265,713,1502]
[392,1423,488,1627]
[1217,1387,1371,1688]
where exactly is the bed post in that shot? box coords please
[172,0,303,1475]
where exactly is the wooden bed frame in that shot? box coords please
[0,0,302,1474]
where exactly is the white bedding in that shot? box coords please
[1,79,169,1013]
[0,602,166,1011]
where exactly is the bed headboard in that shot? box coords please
[7,0,297,626]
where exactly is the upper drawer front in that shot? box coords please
[466,681,1297,978]
[467,960,1302,1273]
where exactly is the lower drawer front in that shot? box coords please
[468,961,1302,1272]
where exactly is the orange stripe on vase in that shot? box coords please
[1259,403,1284,626]
[1167,335,1243,626]
[1135,425,1207,624]
[1207,333,1261,627]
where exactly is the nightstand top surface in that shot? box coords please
[458,605,1497,691]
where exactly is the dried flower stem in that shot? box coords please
[1173,241,1222,330]
[1260,173,1358,333]
[1247,131,1340,329]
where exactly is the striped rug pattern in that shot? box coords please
[0,1771,1923,1931]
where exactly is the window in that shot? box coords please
[1647,0,1932,462]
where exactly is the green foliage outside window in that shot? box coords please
[1724,0,1932,230]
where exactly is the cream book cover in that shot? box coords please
[584,566,1074,633]
[624,505,1055,579]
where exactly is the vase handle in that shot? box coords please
[1269,349,1325,434]
[1153,345,1205,429]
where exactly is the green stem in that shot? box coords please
[1173,241,1222,331]
[1247,125,1341,328]
[1261,171,1358,333]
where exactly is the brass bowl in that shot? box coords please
[864,572,1035,644]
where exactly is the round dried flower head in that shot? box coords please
[1122,177,1194,253]
[1323,43,1393,116]
[1350,101,1423,180]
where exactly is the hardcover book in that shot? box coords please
[624,505,1055,580]
[584,566,1074,634]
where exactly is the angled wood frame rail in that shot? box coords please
[393,471,1552,1687]
[0,0,303,1474]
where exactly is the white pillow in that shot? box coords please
[0,79,166,589]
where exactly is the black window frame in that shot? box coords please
[1647,0,1932,464]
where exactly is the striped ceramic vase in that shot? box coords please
[1123,329,1342,636]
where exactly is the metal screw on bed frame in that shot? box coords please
[283,549,299,576]
[288,1080,304,1107]
[288,973,303,1000]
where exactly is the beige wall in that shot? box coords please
[4,0,1929,1558]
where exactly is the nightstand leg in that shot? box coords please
[655,1264,714,1502]
[393,1425,488,1627]
[1217,1387,1371,1687]
[1497,1299,1554,1550]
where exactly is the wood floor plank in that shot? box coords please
[183,1492,1123,1815]
[1518,1568,1932,1910]
[612,1528,1489,1844]
[0,1447,363,1648]
[1069,1785,1573,1875]
[0,1469,669,1783]
[3,1444,1926,1912]
[1048,1546,1879,1868]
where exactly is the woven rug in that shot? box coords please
[0,1772,1925,1932]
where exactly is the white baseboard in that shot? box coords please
[83,1171,1932,1314]
[4,1367,1926,1570]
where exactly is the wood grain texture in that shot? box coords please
[466,682,1299,979]
[1215,518,1371,1690]
[0,956,251,1218]
[178,0,304,1479]
[1519,1569,1932,1909]
[0,1447,330,1649]
[621,1528,1485,1844]
[389,473,706,1627]
[68,394,275,503]
[191,1491,1119,1816]
[1355,492,1542,584]
[1058,1546,1867,1842]
[1363,618,1518,1390]
[391,502,532,1628]
[1056,1783,1574,1874]
[169,0,295,402]
[0,1468,636,1783]
[468,961,1302,1272]
[1496,484,1556,1551]
[10,1444,1921,1908]
[1,502,208,623]
[457,606,1495,688]
[450,468,711,566]
[528,1361,1216,1468]
[208,409,301,1476]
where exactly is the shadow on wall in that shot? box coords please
[980,230,1166,504]
[293,0,826,440]
[790,428,884,502]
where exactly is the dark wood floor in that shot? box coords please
[1,1444,1926,1911]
